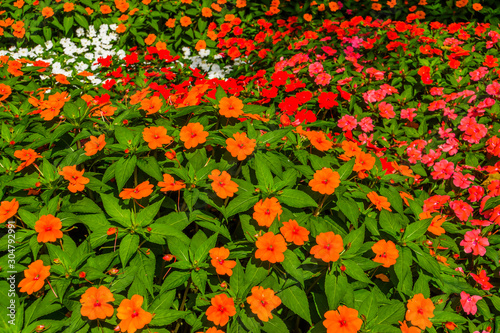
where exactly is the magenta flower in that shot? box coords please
[460,230,489,256]
[460,291,482,315]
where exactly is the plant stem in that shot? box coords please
[173,279,192,333]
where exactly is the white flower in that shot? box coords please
[199,49,210,58]
[45,40,53,50]
[109,24,117,31]
[84,53,95,60]
[76,28,85,37]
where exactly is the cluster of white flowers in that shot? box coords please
[181,47,237,80]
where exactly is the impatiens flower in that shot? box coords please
[460,229,489,256]
[371,240,399,268]
[255,232,287,263]
[0,198,19,224]
[158,174,186,192]
[14,148,42,172]
[80,286,115,320]
[399,321,421,333]
[219,96,244,118]
[246,286,281,322]
[142,126,173,150]
[353,152,376,173]
[226,132,256,161]
[18,260,51,295]
[310,232,343,262]
[405,293,435,330]
[84,134,106,156]
[309,168,340,195]
[180,122,209,149]
[209,247,236,276]
[307,130,333,151]
[460,291,482,315]
[35,214,63,243]
[470,270,493,291]
[367,192,392,212]
[280,219,309,246]
[253,197,282,227]
[140,96,163,115]
[208,170,239,199]
[449,200,473,221]
[205,294,236,327]
[117,295,152,333]
[323,305,363,333]
[431,159,454,180]
[338,115,357,131]
[59,165,90,193]
[427,214,446,236]
[119,181,154,200]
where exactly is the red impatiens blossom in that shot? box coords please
[460,229,489,256]
[470,270,493,290]
[449,200,473,221]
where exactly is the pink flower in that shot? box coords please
[315,73,331,86]
[338,115,357,131]
[431,159,454,180]
[308,62,324,77]
[486,81,500,97]
[452,172,474,189]
[401,108,417,122]
[378,102,395,119]
[421,149,441,167]
[359,117,374,132]
[430,87,444,96]
[460,291,482,315]
[450,200,473,221]
[468,186,484,203]
[460,230,489,256]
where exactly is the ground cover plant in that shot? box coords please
[0,0,500,333]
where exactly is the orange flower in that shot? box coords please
[140,96,163,115]
[399,321,421,333]
[0,83,12,101]
[353,152,375,172]
[303,13,312,21]
[117,295,152,333]
[427,214,446,236]
[195,40,207,51]
[116,24,127,33]
[236,0,246,7]
[371,240,399,268]
[280,219,309,245]
[35,214,63,243]
[166,18,176,28]
[206,294,236,326]
[310,231,343,262]
[473,3,482,10]
[212,3,222,11]
[226,132,256,161]
[8,60,23,76]
[372,3,382,10]
[59,165,89,193]
[85,7,94,15]
[0,199,19,224]
[253,197,282,227]
[18,260,50,295]
[142,126,173,150]
[255,232,287,263]
[130,88,150,105]
[14,148,42,172]
[329,2,339,11]
[202,7,212,17]
[100,5,112,13]
[367,192,392,212]
[119,181,154,200]
[80,286,115,320]
[208,170,239,199]
[405,293,435,330]
[42,7,54,18]
[323,305,363,333]
[179,122,209,149]
[180,16,192,27]
[309,168,340,195]
[115,0,130,12]
[198,328,224,333]
[307,131,333,151]
[209,247,236,276]
[84,134,106,156]
[55,74,70,84]
[144,34,156,45]
[158,174,186,192]
[219,96,244,118]
[63,2,74,11]
[399,191,414,206]
[13,0,24,8]
[246,286,281,322]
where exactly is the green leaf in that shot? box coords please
[255,153,274,191]
[281,250,304,287]
[115,155,137,192]
[230,260,245,298]
[161,271,190,292]
[483,196,500,211]
[278,189,318,208]
[379,210,400,235]
[279,285,312,324]
[374,301,405,325]
[74,14,89,29]
[262,315,290,333]
[403,218,432,242]
[393,247,413,295]
[359,293,378,323]
[225,195,259,218]
[137,198,164,226]
[325,273,343,310]
[338,198,360,227]
[149,290,176,314]
[137,157,163,181]
[407,243,441,278]
[119,234,139,267]
[243,259,269,295]
[150,310,186,326]
[343,225,365,255]
[259,128,292,145]
[194,233,218,263]
[100,193,131,227]
[337,158,355,180]
[431,310,467,324]
[343,259,374,284]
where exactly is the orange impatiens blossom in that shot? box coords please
[59,165,90,193]
[226,132,256,161]
[63,2,74,11]
[280,219,309,246]
[55,74,70,84]
[236,0,246,7]
[180,16,192,27]
[80,286,115,320]
[119,181,154,200]
[367,192,392,212]
[0,83,11,102]
[18,260,51,295]
[309,168,340,195]
[246,286,281,322]
[208,170,239,199]
[158,174,186,192]
[206,294,236,327]
[142,126,173,150]
[405,293,435,330]
[197,328,224,333]
[323,305,363,333]
[166,18,176,28]
[340,140,361,160]
[85,7,94,15]
[473,3,483,10]
[14,148,42,172]
[180,122,209,149]
[84,134,106,156]
[100,5,112,13]
[371,240,399,268]
[310,231,344,262]
[219,96,244,118]
[399,191,414,206]
[35,214,63,243]
[0,199,19,224]
[255,232,287,263]
[195,40,207,51]
[307,131,333,151]
[8,60,23,76]
[117,295,152,333]
[400,321,421,333]
[144,34,156,45]
[116,24,127,33]
[353,151,375,173]
[13,0,24,8]
[42,7,54,18]
[253,197,282,227]
[115,0,129,12]
[209,247,236,276]
[419,211,446,236]
[202,7,212,17]
[140,96,163,115]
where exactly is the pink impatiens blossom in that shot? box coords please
[431,159,454,180]
[359,117,374,132]
[315,72,331,86]
[378,102,395,119]
[486,81,500,97]
[452,172,474,189]
[338,115,357,131]
[401,108,417,122]
[460,230,489,256]
[449,200,473,221]
[460,291,482,315]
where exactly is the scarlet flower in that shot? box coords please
[405,293,435,330]
[14,148,42,172]
[117,295,152,333]
[323,305,363,333]
[309,168,340,195]
[253,197,282,227]
[35,214,63,243]
[205,294,236,326]
[0,198,19,224]
[255,232,287,263]
[280,219,309,246]
[18,260,51,295]
[367,192,392,212]
[470,270,493,291]
[226,132,256,161]
[246,286,281,322]
[310,232,344,262]
[84,134,106,156]
[209,247,236,276]
[158,174,185,192]
[460,229,489,256]
[59,165,90,193]
[371,240,399,268]
[119,181,154,200]
[80,286,115,320]
[208,170,239,199]
[219,96,244,118]
[460,291,482,315]
[180,122,209,149]
[142,126,173,150]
